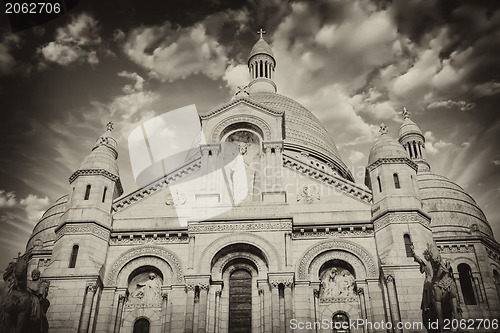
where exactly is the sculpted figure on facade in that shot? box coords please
[27,269,50,333]
[226,130,261,201]
[320,267,355,298]
[130,273,162,302]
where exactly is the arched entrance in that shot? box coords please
[229,269,252,332]
[133,318,150,333]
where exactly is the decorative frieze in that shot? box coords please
[373,212,430,231]
[367,157,418,172]
[69,169,124,196]
[486,247,500,264]
[320,297,357,304]
[292,227,373,239]
[437,244,474,254]
[109,233,189,245]
[188,221,292,233]
[56,223,109,241]
[210,114,273,142]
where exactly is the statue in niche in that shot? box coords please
[129,273,161,302]
[225,130,261,202]
[320,267,355,298]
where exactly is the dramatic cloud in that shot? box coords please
[20,194,50,223]
[424,131,453,155]
[0,190,16,208]
[39,13,102,66]
[0,33,22,75]
[123,23,228,81]
[428,100,475,111]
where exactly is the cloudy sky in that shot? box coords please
[0,0,499,273]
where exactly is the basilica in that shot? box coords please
[15,34,500,333]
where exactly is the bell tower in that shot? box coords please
[248,29,277,94]
[398,107,430,172]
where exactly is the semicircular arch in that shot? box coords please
[309,250,368,281]
[116,256,174,287]
[107,246,184,285]
[198,233,281,274]
[297,240,377,280]
[211,115,272,142]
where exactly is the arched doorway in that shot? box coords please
[332,312,350,333]
[229,269,252,333]
[133,318,150,333]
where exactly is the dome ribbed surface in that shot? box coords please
[399,117,423,138]
[79,131,119,175]
[368,134,407,165]
[248,38,274,60]
[248,92,351,179]
[26,195,68,251]
[417,171,493,238]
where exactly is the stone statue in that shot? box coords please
[0,256,49,333]
[414,243,460,333]
[27,269,50,333]
[132,273,161,301]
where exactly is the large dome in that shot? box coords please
[417,171,494,238]
[248,92,353,180]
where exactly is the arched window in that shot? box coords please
[377,176,382,193]
[69,245,79,268]
[332,312,350,333]
[458,263,477,305]
[265,61,268,78]
[133,318,150,333]
[494,270,500,303]
[413,141,418,158]
[229,269,252,333]
[102,187,107,203]
[84,185,91,200]
[393,173,400,189]
[259,60,263,78]
[403,234,413,257]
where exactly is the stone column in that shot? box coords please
[264,146,272,191]
[274,144,283,190]
[185,284,196,333]
[161,293,169,333]
[210,145,221,191]
[79,283,97,333]
[201,147,210,190]
[188,235,195,269]
[271,282,280,333]
[198,283,210,333]
[214,290,222,333]
[312,288,320,325]
[357,287,367,333]
[285,232,292,267]
[258,287,265,333]
[385,275,402,333]
[294,282,311,330]
[284,282,293,333]
[113,294,127,333]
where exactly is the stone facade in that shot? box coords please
[17,36,500,333]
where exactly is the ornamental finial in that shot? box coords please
[379,123,388,135]
[106,121,113,132]
[402,107,410,119]
[257,28,266,39]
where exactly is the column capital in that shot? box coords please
[356,287,364,295]
[185,284,196,292]
[215,290,222,297]
[118,294,127,302]
[162,293,169,300]
[385,274,395,284]
[86,283,97,293]
[268,272,294,288]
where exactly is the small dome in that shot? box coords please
[399,110,423,139]
[368,130,407,165]
[248,38,274,62]
[26,195,68,251]
[79,125,119,176]
[417,171,494,238]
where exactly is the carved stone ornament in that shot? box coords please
[319,267,355,298]
[128,272,162,302]
[165,190,186,206]
[296,185,320,204]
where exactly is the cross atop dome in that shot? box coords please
[379,123,388,135]
[257,28,266,39]
[402,107,410,119]
[106,121,114,132]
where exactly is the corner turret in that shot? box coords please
[247,29,277,94]
[398,107,430,172]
